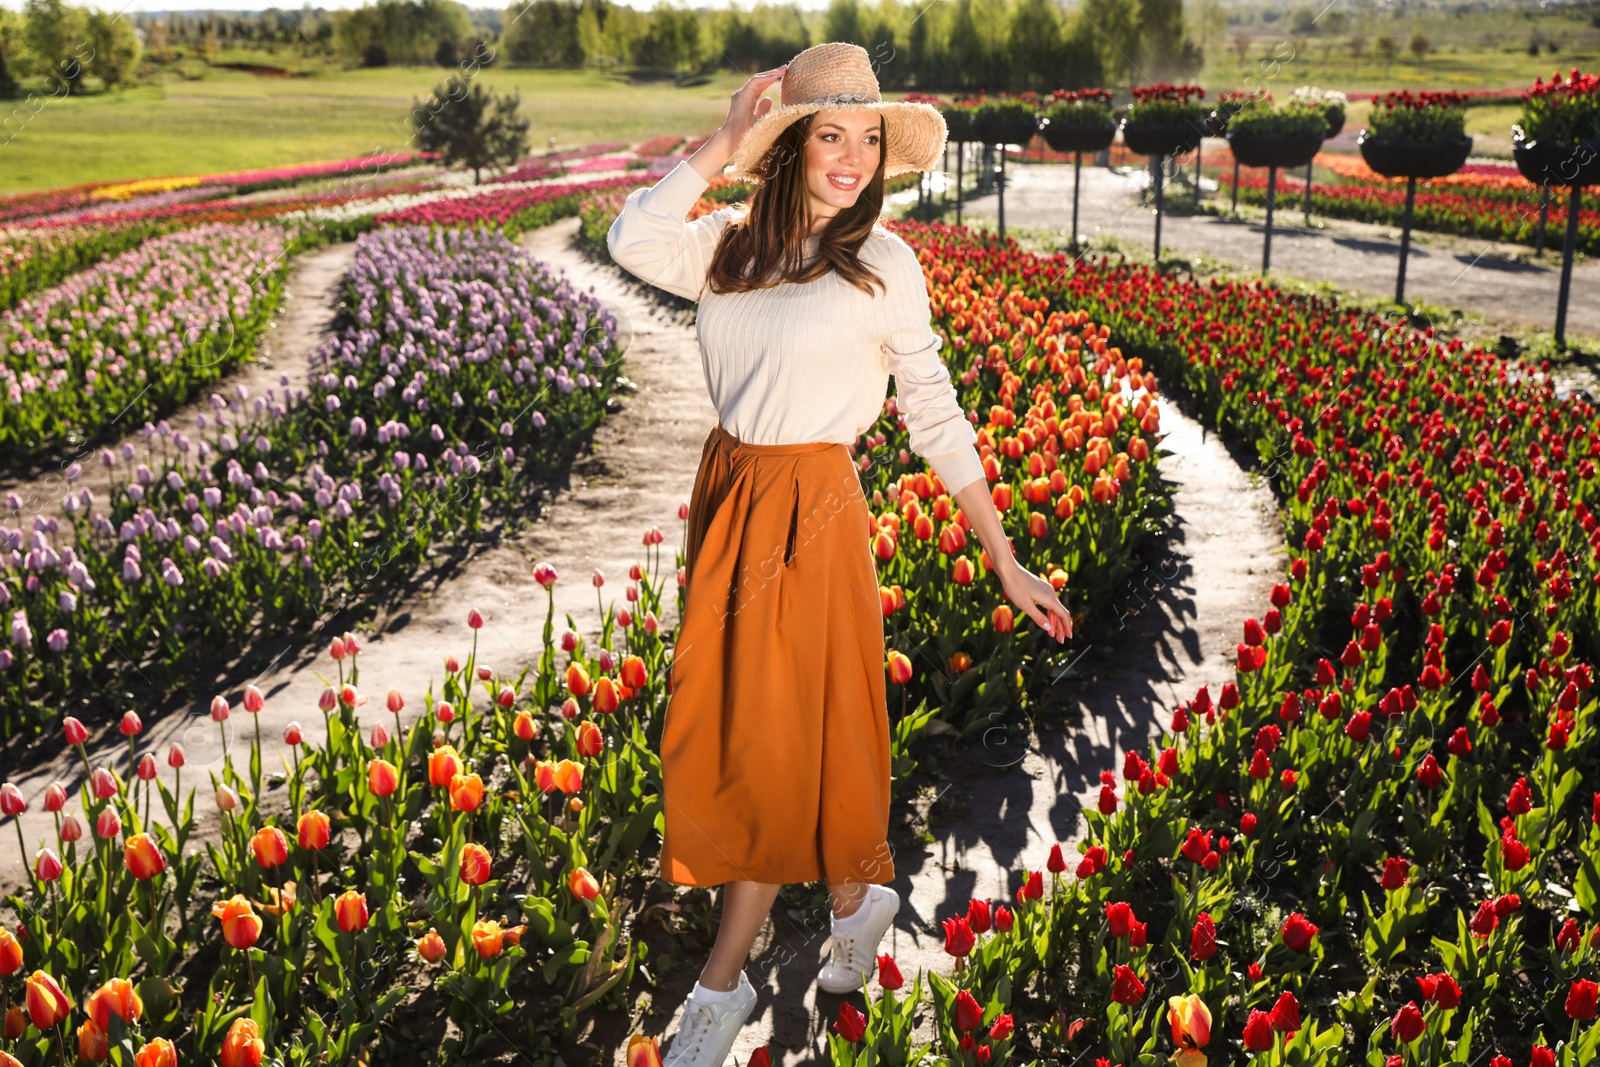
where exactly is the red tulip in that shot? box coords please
[1110,964,1144,1005]
[1191,912,1217,961]
[1241,1009,1275,1051]
[63,717,89,745]
[1391,1001,1425,1043]
[25,969,71,1030]
[833,1001,866,1043]
[942,915,975,957]
[460,843,492,885]
[1281,912,1318,951]
[1269,990,1300,1032]
[1567,979,1599,1020]
[1106,901,1135,938]
[118,711,141,737]
[0,784,25,816]
[966,897,991,934]
[567,866,600,901]
[954,988,985,1031]
[35,848,62,882]
[876,953,903,990]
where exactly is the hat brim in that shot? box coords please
[725,100,948,182]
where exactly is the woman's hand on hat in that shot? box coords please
[998,564,1074,644]
[719,65,787,147]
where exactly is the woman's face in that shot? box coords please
[801,108,883,233]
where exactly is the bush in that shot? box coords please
[1366,89,1469,141]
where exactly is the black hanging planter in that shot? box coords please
[1323,108,1346,139]
[1121,121,1204,158]
[941,106,974,227]
[1357,131,1474,305]
[1512,124,1600,345]
[968,113,1039,240]
[1226,129,1325,169]
[1041,123,1116,246]
[1227,130,1325,274]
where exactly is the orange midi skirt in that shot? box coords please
[658,421,896,888]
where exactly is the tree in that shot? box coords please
[1079,0,1138,90]
[502,0,582,66]
[821,0,864,45]
[1407,30,1429,61]
[1348,32,1367,62]
[1374,33,1396,74]
[1004,0,1061,92]
[411,75,529,184]
[1233,32,1250,62]
[1136,0,1203,85]
[20,0,88,93]
[83,9,141,90]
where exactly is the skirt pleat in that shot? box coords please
[658,422,896,887]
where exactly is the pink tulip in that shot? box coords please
[63,717,89,745]
[95,808,121,839]
[210,695,231,722]
[34,848,62,882]
[167,744,185,768]
[42,783,66,812]
[242,684,264,713]
[137,755,157,781]
[0,784,24,816]
[59,815,83,842]
[90,769,118,800]
[119,711,142,736]
[284,723,303,746]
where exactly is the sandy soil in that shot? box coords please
[958,158,1600,345]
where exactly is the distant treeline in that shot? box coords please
[1,0,1205,97]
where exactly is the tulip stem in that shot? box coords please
[54,1022,67,1067]
[14,817,37,897]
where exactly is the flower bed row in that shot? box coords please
[0,223,624,734]
[0,221,294,466]
[792,221,1600,1064]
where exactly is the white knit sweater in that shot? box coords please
[605,159,987,498]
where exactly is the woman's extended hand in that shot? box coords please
[998,564,1074,644]
[718,65,788,149]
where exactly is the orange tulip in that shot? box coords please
[565,662,591,697]
[619,655,648,690]
[568,866,600,901]
[123,833,166,879]
[448,772,484,813]
[1168,993,1212,1050]
[533,758,556,793]
[334,890,369,933]
[886,650,913,685]
[416,927,447,963]
[428,744,463,788]
[592,676,619,714]
[992,605,1014,633]
[220,1017,265,1067]
[3,1005,25,1039]
[551,759,584,794]
[575,721,604,758]
[25,969,71,1030]
[952,555,975,585]
[133,1037,177,1067]
[949,651,973,674]
[470,919,504,958]
[259,881,296,917]
[85,977,142,1031]
[0,1052,22,1067]
[211,895,262,950]
[0,928,22,975]
[626,1034,664,1067]
[77,1019,108,1062]
[513,711,536,741]
[367,758,399,797]
[250,826,289,869]
[503,924,526,948]
[297,810,330,851]
[459,842,492,886]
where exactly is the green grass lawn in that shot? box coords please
[2,66,752,195]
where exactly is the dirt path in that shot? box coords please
[958,159,1600,344]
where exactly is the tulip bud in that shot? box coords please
[561,697,580,720]
[124,833,166,879]
[297,810,331,851]
[369,723,389,749]
[444,654,461,673]
[514,711,537,741]
[339,685,357,708]
[3,1004,25,1039]
[459,842,492,885]
[90,768,118,799]
[35,848,63,882]
[318,687,337,712]
[0,929,20,975]
[0,784,24,816]
[592,569,605,587]
[497,685,516,708]
[166,743,185,768]
[95,807,121,839]
[242,684,264,713]
[63,716,89,745]
[436,701,455,723]
[136,754,157,781]
[329,636,347,661]
[417,928,448,963]
[119,711,142,736]
[334,890,369,932]
[283,722,303,746]
[386,689,404,713]
[59,815,83,842]
[216,785,239,812]
[210,694,231,721]
[42,782,67,812]
[367,759,399,797]
[25,970,71,1031]
[467,609,484,629]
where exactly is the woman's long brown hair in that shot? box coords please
[705,111,889,297]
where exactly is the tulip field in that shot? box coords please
[5,118,1600,1067]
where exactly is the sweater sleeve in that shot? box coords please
[605,160,733,302]
[877,236,988,498]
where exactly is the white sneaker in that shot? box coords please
[817,884,901,994]
[662,970,757,1067]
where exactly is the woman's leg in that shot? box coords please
[827,881,869,920]
[696,880,782,991]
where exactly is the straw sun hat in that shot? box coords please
[725,42,948,181]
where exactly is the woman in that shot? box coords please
[606,42,1072,1066]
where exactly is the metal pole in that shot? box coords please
[1303,158,1313,225]
[944,141,951,208]
[1231,158,1240,215]
[1396,174,1417,304]
[956,143,963,226]
[1072,151,1082,247]
[1555,184,1581,347]
[1536,184,1549,255]
[998,144,1006,240]
[1195,139,1203,202]
[1263,165,1276,273]
[1152,154,1164,261]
